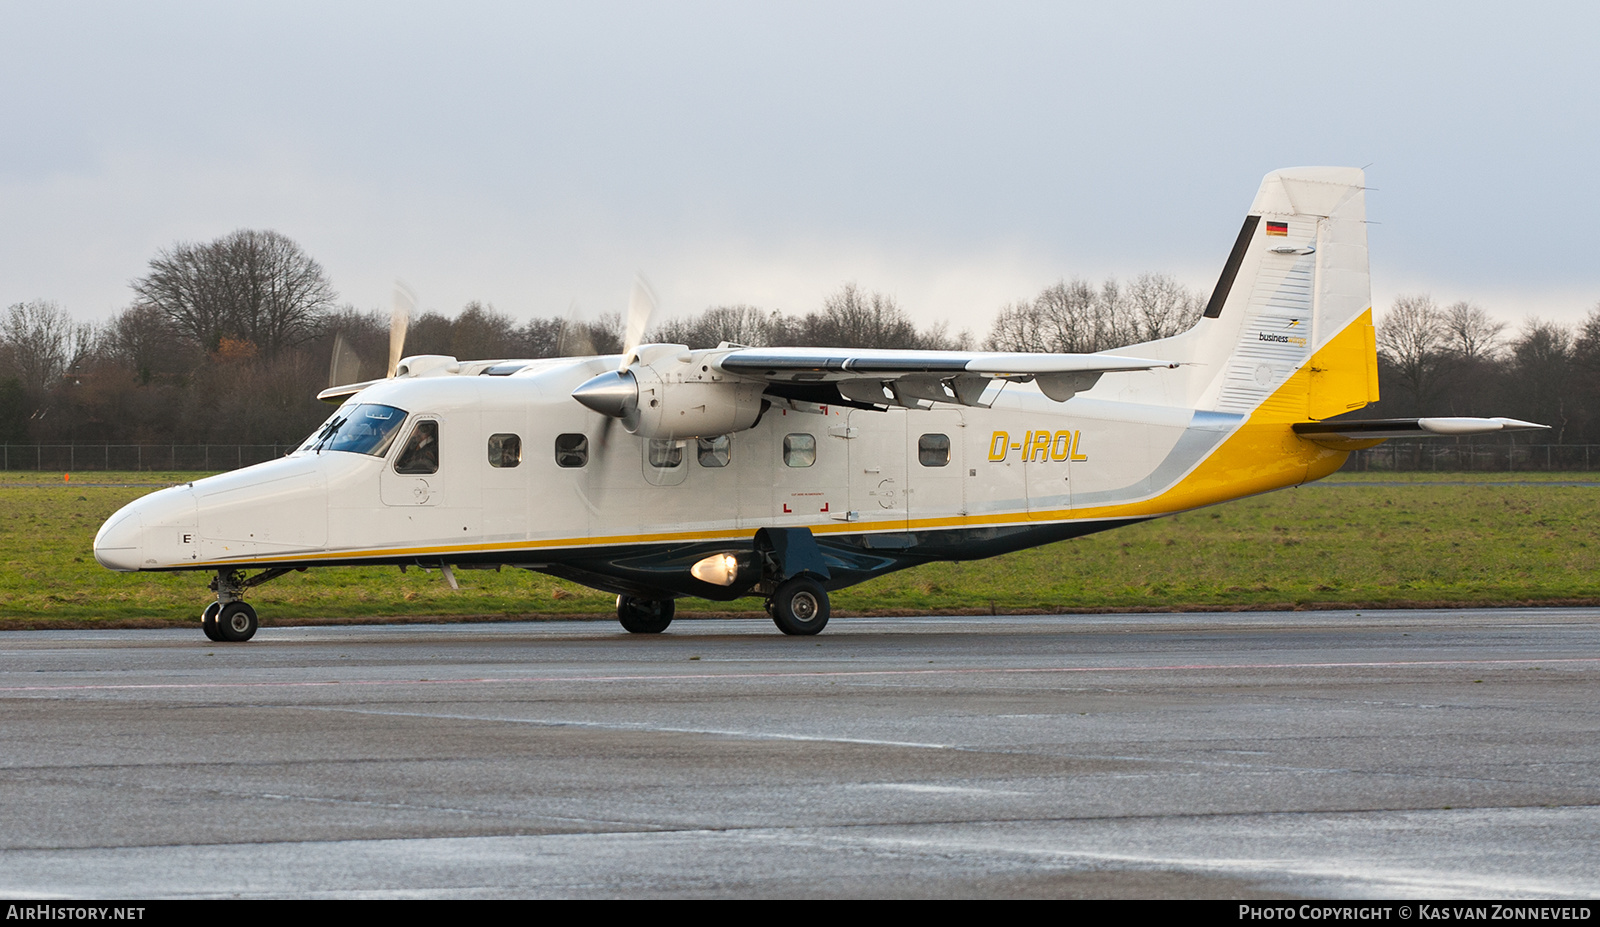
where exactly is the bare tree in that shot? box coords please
[404,311,456,356]
[450,301,518,359]
[784,284,919,349]
[913,320,972,351]
[1511,317,1573,442]
[985,298,1052,353]
[986,278,1148,354]
[1376,294,1447,408]
[0,300,91,397]
[1126,273,1205,342]
[1440,300,1506,361]
[132,230,336,356]
[1036,279,1102,353]
[513,316,564,357]
[649,304,781,348]
[99,303,192,385]
[0,377,26,443]
[313,306,389,383]
[1571,305,1600,371]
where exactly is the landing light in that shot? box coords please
[690,553,741,586]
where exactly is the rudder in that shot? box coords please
[1130,167,1378,420]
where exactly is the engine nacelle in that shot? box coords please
[571,344,765,440]
[629,359,764,440]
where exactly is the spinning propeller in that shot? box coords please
[571,275,659,432]
[316,282,418,403]
[388,282,415,378]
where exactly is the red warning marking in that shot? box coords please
[820,502,830,512]
[782,503,792,513]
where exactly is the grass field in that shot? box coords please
[3,470,1597,627]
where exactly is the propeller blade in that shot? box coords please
[557,301,597,358]
[619,275,658,371]
[327,331,362,389]
[388,282,416,377]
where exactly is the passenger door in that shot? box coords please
[847,408,907,530]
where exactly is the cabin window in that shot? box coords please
[783,433,816,468]
[647,438,684,469]
[299,403,408,457]
[697,435,731,468]
[918,433,950,467]
[487,434,521,468]
[555,433,588,468]
[394,420,440,474]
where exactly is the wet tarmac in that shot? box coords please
[1,609,1597,899]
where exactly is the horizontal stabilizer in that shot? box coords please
[1293,417,1548,441]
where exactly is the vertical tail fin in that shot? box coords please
[1135,167,1378,420]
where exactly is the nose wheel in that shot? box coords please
[201,603,224,642]
[217,602,258,642]
[199,568,288,642]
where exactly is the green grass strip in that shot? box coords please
[4,471,1597,627]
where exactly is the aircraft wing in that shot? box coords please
[711,347,1176,406]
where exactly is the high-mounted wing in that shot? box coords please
[568,343,1179,441]
[710,347,1177,407]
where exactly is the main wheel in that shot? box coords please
[217,602,258,642]
[201,602,223,642]
[770,575,829,636]
[617,595,674,634]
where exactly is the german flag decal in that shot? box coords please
[1265,220,1289,236]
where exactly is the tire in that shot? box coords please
[770,575,829,636]
[201,602,224,642]
[617,595,674,634]
[217,602,258,642]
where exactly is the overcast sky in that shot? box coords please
[3,1,1597,336]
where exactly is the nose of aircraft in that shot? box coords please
[93,483,198,572]
[93,508,144,571]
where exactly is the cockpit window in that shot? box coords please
[300,403,408,457]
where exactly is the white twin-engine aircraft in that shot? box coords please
[95,167,1543,641]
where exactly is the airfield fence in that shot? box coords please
[2,441,1600,474]
[0,444,294,472]
[1341,442,1600,472]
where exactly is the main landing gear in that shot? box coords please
[768,575,829,636]
[754,526,832,636]
[616,527,833,636]
[201,568,294,642]
[617,595,675,634]
[617,584,828,636]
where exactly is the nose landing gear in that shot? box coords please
[200,568,292,642]
[217,602,259,642]
[201,602,223,642]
